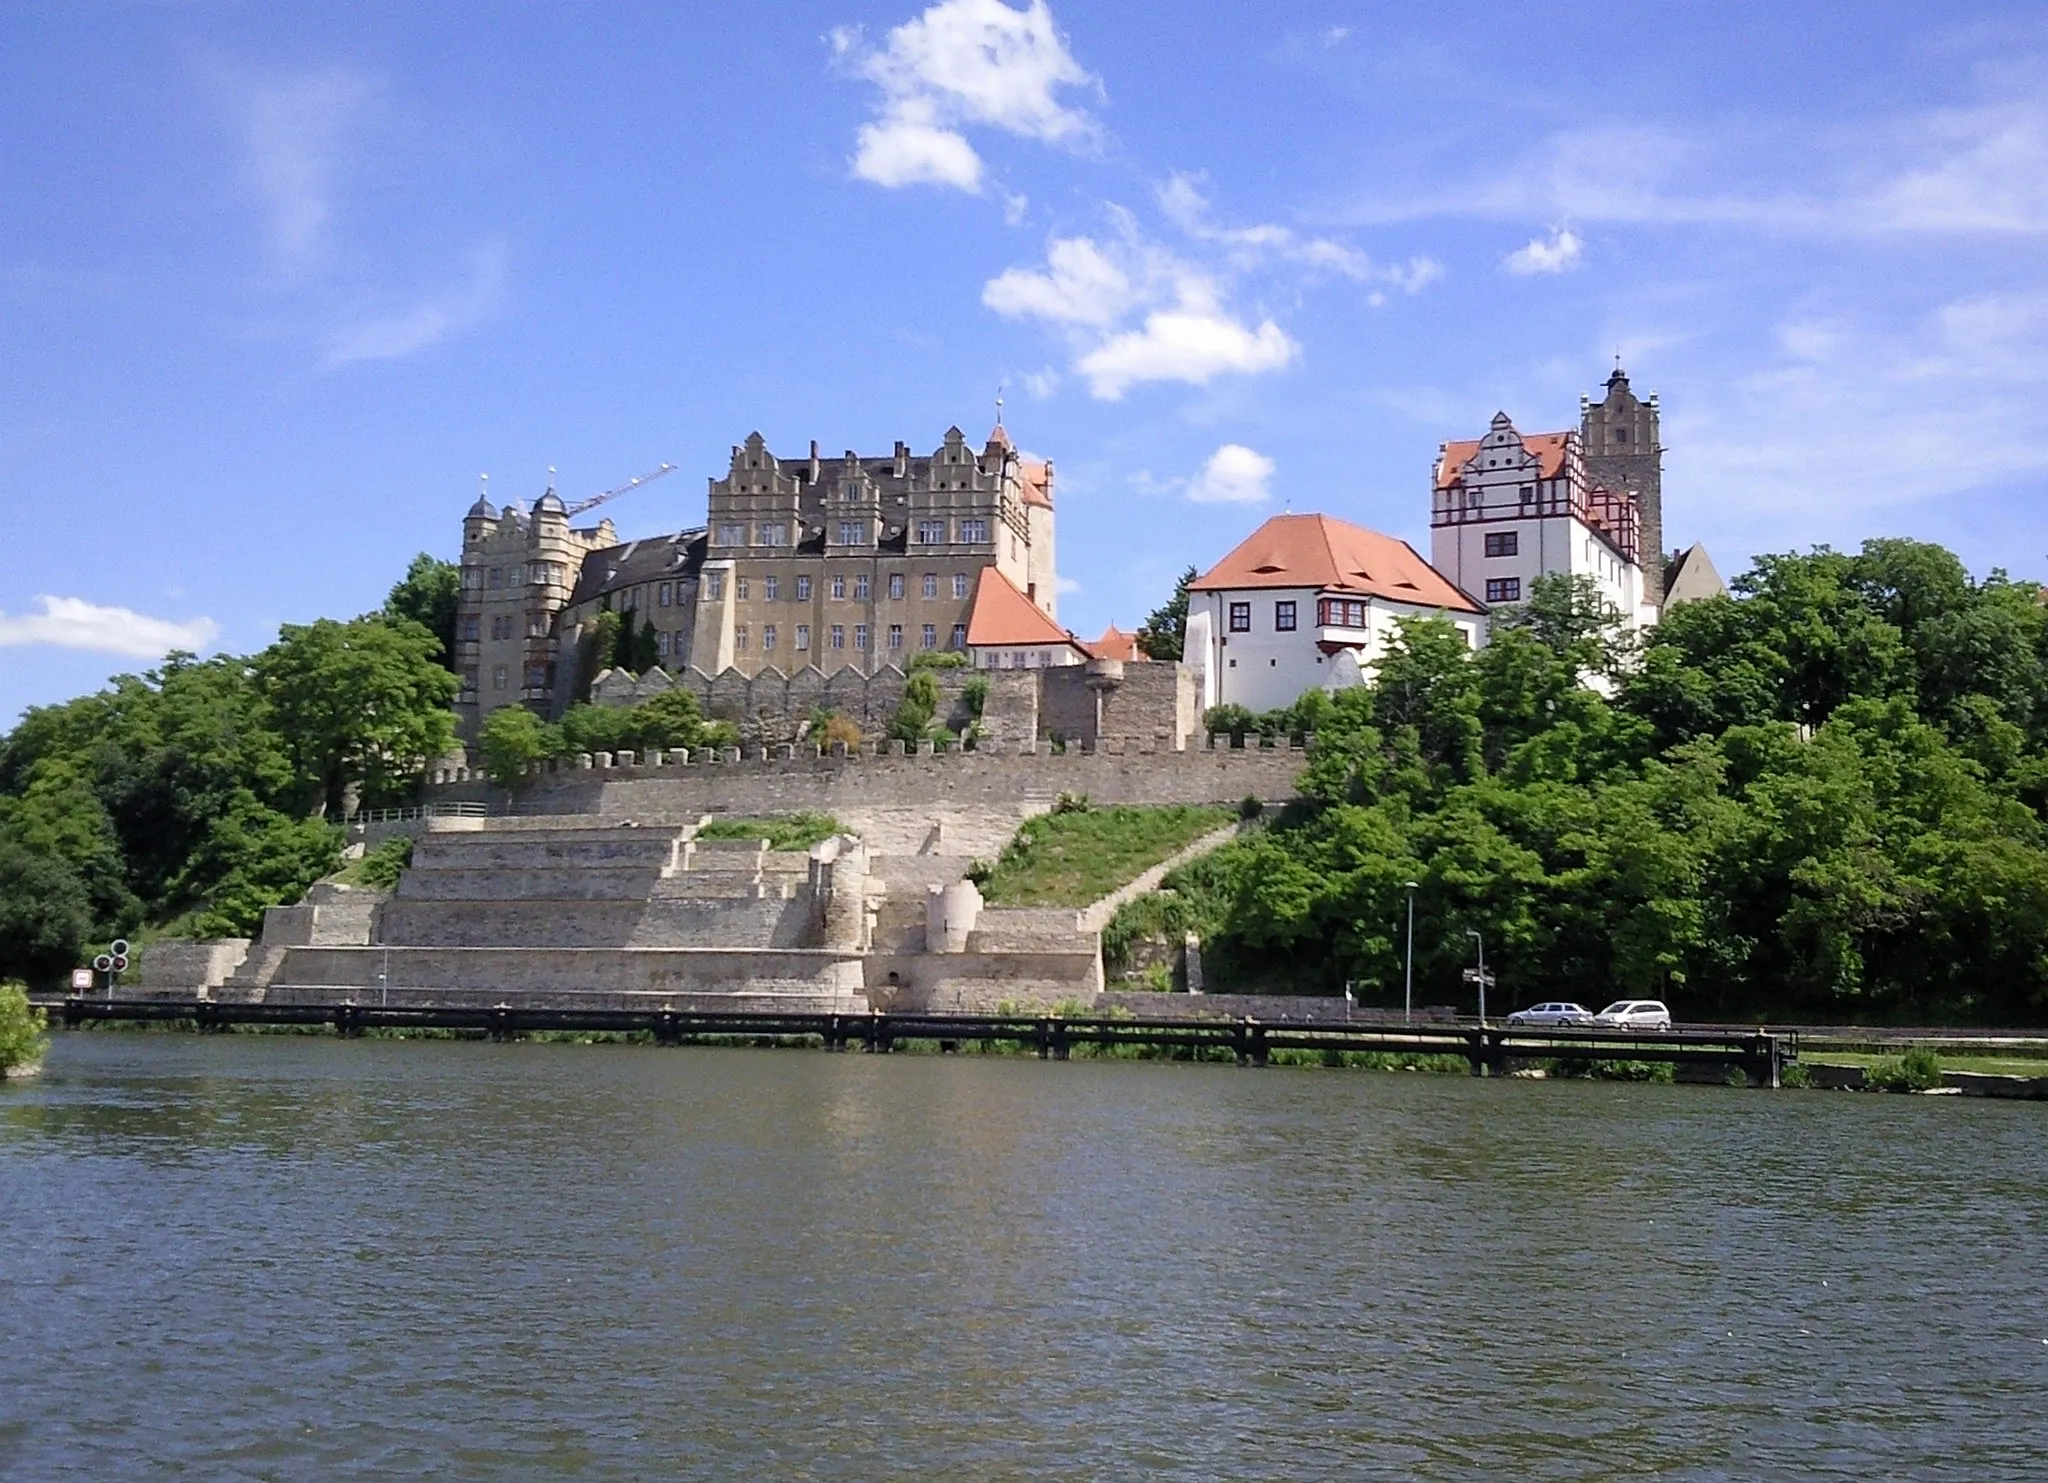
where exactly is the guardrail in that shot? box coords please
[344,802,492,827]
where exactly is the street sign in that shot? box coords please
[70,968,94,991]
[1461,968,1494,984]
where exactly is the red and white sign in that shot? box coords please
[70,968,94,991]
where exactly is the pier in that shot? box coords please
[34,996,1797,1085]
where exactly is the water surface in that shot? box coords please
[3,1035,2044,1480]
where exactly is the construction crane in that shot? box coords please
[564,462,679,518]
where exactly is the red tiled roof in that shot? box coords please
[1085,624,1144,662]
[1190,512,1482,613]
[1435,429,1571,489]
[965,567,1083,649]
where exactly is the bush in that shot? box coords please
[0,982,49,1077]
[696,813,843,851]
[809,708,864,750]
[356,837,414,891]
[908,650,969,670]
[1865,1047,1944,1092]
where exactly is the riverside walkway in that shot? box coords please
[36,996,1797,1085]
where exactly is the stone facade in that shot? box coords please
[1580,367,1664,607]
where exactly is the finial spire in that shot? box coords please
[994,384,1005,429]
[546,464,557,495]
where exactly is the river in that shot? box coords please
[3,1034,2044,1480]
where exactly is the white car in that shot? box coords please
[1506,1002,1595,1027]
[1592,999,1673,1031]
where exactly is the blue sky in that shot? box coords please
[5,1,2047,723]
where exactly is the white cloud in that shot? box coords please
[1505,226,1583,275]
[1018,366,1062,398]
[210,60,379,275]
[982,236,1133,325]
[1321,26,1350,46]
[0,597,219,658]
[854,100,984,190]
[1186,444,1276,505]
[838,0,1098,195]
[1157,171,1442,293]
[1079,307,1297,399]
[324,242,507,366]
[1055,575,1083,595]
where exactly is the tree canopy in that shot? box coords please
[1140,542,2048,1025]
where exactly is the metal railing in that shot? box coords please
[345,801,492,827]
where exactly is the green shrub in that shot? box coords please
[0,982,49,1077]
[1780,1063,1813,1088]
[1545,1057,1676,1082]
[1866,1047,1944,1092]
[695,813,842,851]
[355,836,414,891]
[908,650,969,670]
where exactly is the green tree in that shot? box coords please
[627,614,660,675]
[253,616,458,816]
[888,670,941,744]
[170,803,342,938]
[0,982,48,1077]
[384,554,462,669]
[1136,565,1197,661]
[478,705,551,788]
[0,839,93,988]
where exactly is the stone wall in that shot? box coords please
[590,661,986,741]
[136,939,251,999]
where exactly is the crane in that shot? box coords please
[564,462,679,518]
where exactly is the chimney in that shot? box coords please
[809,440,821,483]
[894,440,909,478]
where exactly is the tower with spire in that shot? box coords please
[1578,364,1664,606]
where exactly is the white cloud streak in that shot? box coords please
[212,61,379,276]
[1077,306,1297,399]
[837,0,1098,195]
[324,243,507,366]
[0,597,219,658]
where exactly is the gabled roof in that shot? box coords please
[1021,459,1053,508]
[966,567,1084,649]
[1435,428,1572,488]
[1085,624,1144,662]
[1190,512,1482,613]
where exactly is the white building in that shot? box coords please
[1430,412,1659,632]
[1185,513,1485,714]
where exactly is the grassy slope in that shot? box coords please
[978,805,1233,908]
[695,813,843,851]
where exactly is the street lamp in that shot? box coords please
[1464,929,1490,1024]
[1402,882,1420,1023]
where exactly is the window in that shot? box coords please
[917,519,946,544]
[735,625,749,651]
[830,624,845,650]
[922,573,938,599]
[1615,427,1630,444]
[842,480,863,501]
[854,623,869,651]
[959,519,988,542]
[1485,531,1519,558]
[795,624,810,651]
[706,571,725,600]
[1275,601,1297,632]
[716,523,746,546]
[492,664,508,691]
[888,623,903,650]
[831,574,846,600]
[1316,599,1369,628]
[855,574,871,600]
[763,624,777,651]
[1517,486,1534,507]
[1228,602,1251,633]
[837,521,864,545]
[758,522,788,547]
[658,582,672,606]
[921,623,936,649]
[764,575,779,601]
[527,614,547,638]
[458,616,479,642]
[953,573,970,600]
[736,577,750,601]
[488,568,503,588]
[796,575,812,601]
[461,566,483,590]
[524,664,547,689]
[888,573,904,600]
[951,623,966,648]
[1485,578,1522,603]
[657,632,670,656]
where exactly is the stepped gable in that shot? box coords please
[1435,423,1572,488]
[1191,511,1481,613]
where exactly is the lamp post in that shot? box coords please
[1402,882,1420,1023]
[1465,929,1490,1024]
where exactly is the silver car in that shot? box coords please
[1592,999,1673,1031]
[1506,1001,1595,1026]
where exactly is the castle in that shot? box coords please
[454,424,1064,742]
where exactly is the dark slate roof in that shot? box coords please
[567,528,707,608]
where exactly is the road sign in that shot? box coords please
[70,968,94,991]
[1461,968,1494,984]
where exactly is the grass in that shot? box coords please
[1802,1050,2048,1077]
[329,836,413,891]
[695,812,843,851]
[976,803,1234,908]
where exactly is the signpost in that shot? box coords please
[69,967,94,993]
[1462,929,1492,1024]
[90,939,130,999]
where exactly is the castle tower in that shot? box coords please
[1580,366,1664,606]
